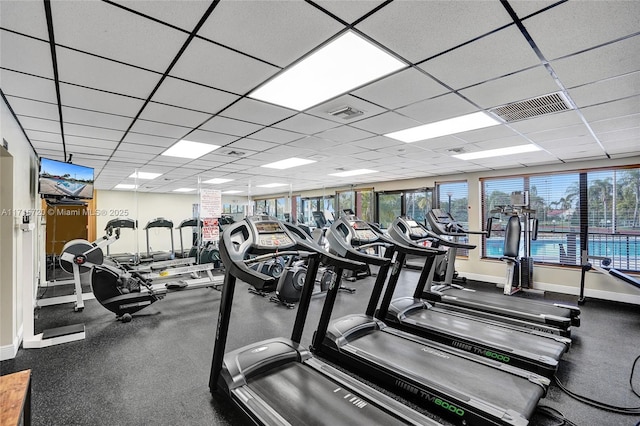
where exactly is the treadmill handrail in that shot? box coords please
[219,221,280,288]
[282,222,367,272]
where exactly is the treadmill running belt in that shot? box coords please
[347,330,544,419]
[248,362,415,426]
[406,308,567,360]
[441,288,572,317]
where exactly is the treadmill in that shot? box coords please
[104,218,139,265]
[380,216,571,377]
[423,209,580,336]
[315,215,550,426]
[143,217,175,261]
[209,215,443,426]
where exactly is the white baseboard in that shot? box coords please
[461,272,640,305]
[0,325,23,361]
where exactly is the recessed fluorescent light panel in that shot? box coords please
[222,190,243,194]
[249,31,405,111]
[385,112,501,143]
[453,144,541,160]
[129,171,162,180]
[161,140,220,159]
[114,184,137,190]
[257,183,289,188]
[173,188,196,192]
[329,169,378,177]
[261,157,316,170]
[204,178,234,184]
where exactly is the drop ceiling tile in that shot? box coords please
[420,26,541,90]
[62,106,133,130]
[221,98,296,126]
[455,125,520,144]
[65,135,119,150]
[118,142,167,155]
[181,129,236,146]
[139,102,211,128]
[274,114,339,134]
[0,1,49,39]
[17,116,60,133]
[151,76,240,115]
[1,71,57,103]
[568,72,640,108]
[250,127,303,144]
[306,95,386,124]
[27,130,62,144]
[349,111,423,134]
[349,136,404,150]
[287,136,342,150]
[550,36,640,87]
[605,138,640,156]
[56,47,160,98]
[170,37,279,94]
[128,120,189,139]
[65,144,114,157]
[508,1,559,19]
[63,123,124,141]
[7,96,58,121]
[313,1,387,25]
[353,68,448,110]
[112,0,212,32]
[396,93,477,123]
[507,110,584,135]
[226,139,278,152]
[597,127,640,144]
[523,1,640,60]
[590,114,640,134]
[52,1,188,73]
[315,125,374,143]
[581,96,640,122]
[122,132,176,148]
[0,31,53,78]
[59,83,145,116]
[459,66,558,109]
[356,0,512,63]
[199,116,263,136]
[198,1,342,67]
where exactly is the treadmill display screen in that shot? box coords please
[255,222,282,233]
[406,220,419,227]
[349,220,371,230]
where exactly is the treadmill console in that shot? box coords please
[248,216,295,249]
[347,219,378,243]
[403,218,429,239]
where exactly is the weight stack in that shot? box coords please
[520,257,534,289]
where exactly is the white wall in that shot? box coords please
[1,97,39,360]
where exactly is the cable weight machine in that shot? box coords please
[487,191,539,295]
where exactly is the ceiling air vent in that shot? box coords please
[223,150,246,157]
[328,106,364,120]
[489,91,573,123]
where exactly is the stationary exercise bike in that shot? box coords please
[269,222,354,308]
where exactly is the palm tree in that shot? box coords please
[619,170,640,228]
[589,178,613,228]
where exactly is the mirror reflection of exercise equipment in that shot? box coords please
[487,191,539,296]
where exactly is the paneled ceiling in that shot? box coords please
[1,0,639,196]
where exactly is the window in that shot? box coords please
[337,190,355,216]
[357,189,375,222]
[481,168,639,272]
[436,181,468,223]
[405,189,432,224]
[376,192,402,229]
